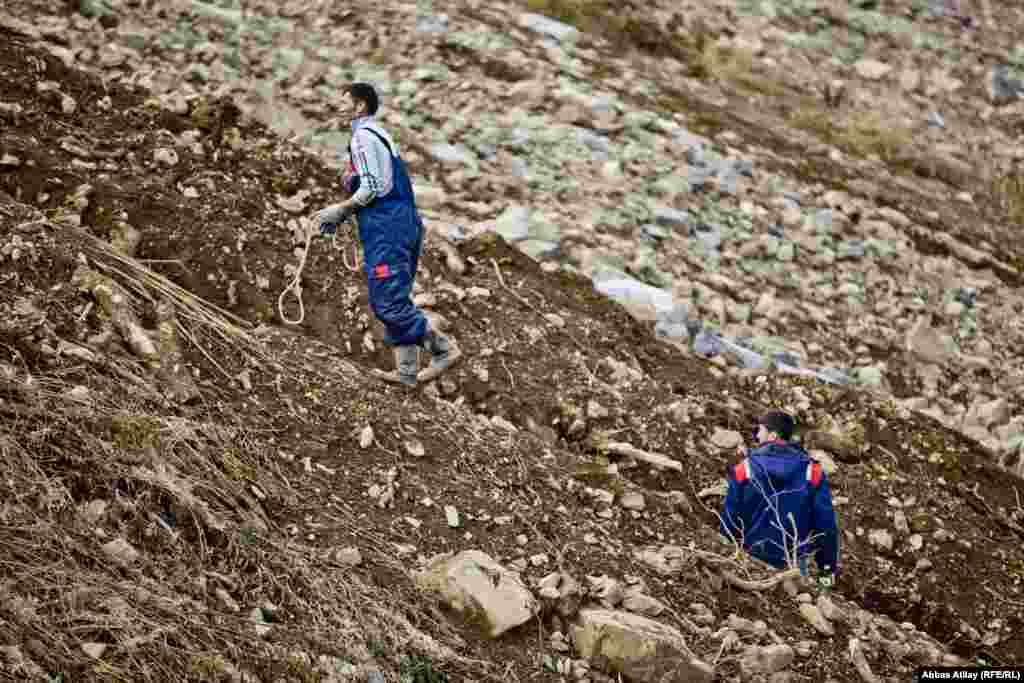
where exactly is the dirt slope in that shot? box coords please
[2,10,1024,683]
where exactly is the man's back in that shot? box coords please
[720,441,839,572]
[348,117,400,204]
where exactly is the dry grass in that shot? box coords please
[0,229,481,682]
[78,229,264,370]
[0,365,475,681]
[994,172,1024,225]
[697,44,786,97]
[787,101,913,163]
[842,110,913,162]
[523,0,695,60]
[524,0,786,97]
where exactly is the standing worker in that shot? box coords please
[314,83,460,386]
[719,410,840,588]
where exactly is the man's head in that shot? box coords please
[343,82,379,120]
[754,409,795,444]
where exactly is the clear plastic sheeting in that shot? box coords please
[655,302,700,341]
[693,329,724,357]
[690,328,852,384]
[594,277,675,315]
[719,336,769,369]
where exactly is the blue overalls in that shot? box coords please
[350,129,428,347]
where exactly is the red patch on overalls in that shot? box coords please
[734,461,749,482]
[374,263,391,279]
[808,462,823,486]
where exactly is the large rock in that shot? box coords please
[710,428,744,451]
[804,417,866,462]
[102,538,140,566]
[652,206,691,230]
[740,644,795,676]
[854,58,892,80]
[798,603,834,636]
[492,205,531,242]
[428,143,476,166]
[414,183,447,210]
[415,550,539,638]
[963,397,1012,431]
[655,302,698,341]
[987,65,1024,106]
[572,609,714,683]
[906,316,954,365]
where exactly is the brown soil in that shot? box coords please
[1,17,1023,683]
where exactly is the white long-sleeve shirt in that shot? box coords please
[349,116,399,207]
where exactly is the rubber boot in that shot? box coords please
[417,328,462,382]
[371,345,419,386]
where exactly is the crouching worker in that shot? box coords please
[719,410,840,588]
[314,82,460,386]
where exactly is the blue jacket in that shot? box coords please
[720,440,839,572]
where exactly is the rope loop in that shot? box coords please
[277,216,360,326]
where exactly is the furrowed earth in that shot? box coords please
[1,1,1024,682]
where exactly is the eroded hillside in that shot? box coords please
[2,1,1024,682]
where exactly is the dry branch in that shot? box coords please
[721,567,801,591]
[605,441,683,471]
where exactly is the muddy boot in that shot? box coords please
[371,345,419,386]
[417,328,462,382]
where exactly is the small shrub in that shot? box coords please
[220,448,254,480]
[698,44,785,96]
[285,653,322,683]
[399,654,449,683]
[994,173,1024,225]
[787,103,837,146]
[367,638,387,658]
[842,109,912,162]
[110,414,162,450]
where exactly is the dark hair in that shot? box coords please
[347,82,379,116]
[758,409,795,440]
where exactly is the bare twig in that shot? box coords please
[501,357,515,388]
[984,585,1024,609]
[605,441,683,472]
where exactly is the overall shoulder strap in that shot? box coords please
[356,126,394,157]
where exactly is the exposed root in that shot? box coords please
[849,638,880,683]
[72,267,159,362]
[721,567,801,591]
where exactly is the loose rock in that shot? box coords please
[799,603,835,636]
[573,609,714,683]
[740,644,795,675]
[415,550,539,638]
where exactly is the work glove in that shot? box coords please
[344,172,361,195]
[315,203,350,225]
[817,566,838,591]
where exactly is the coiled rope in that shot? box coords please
[277,216,360,326]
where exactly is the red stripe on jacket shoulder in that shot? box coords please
[809,462,823,486]
[734,461,748,482]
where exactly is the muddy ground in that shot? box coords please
[2,15,1023,683]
